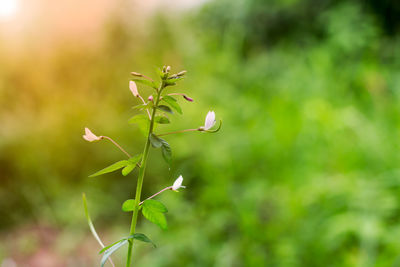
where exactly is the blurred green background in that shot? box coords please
[1,0,400,266]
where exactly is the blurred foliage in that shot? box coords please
[1,0,400,266]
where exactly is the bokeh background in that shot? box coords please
[1,0,400,266]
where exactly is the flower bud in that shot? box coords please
[183,94,194,102]
[166,66,171,73]
[203,111,216,130]
[177,70,187,76]
[148,95,153,101]
[130,72,143,77]
[172,175,186,191]
[129,81,139,97]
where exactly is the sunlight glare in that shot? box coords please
[0,0,18,19]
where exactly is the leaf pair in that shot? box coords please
[89,154,142,177]
[100,233,156,267]
[149,134,172,164]
[122,199,168,230]
[142,199,168,230]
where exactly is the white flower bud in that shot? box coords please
[203,111,216,130]
[172,175,185,191]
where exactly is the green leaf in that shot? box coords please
[157,105,173,114]
[82,193,105,247]
[122,199,135,212]
[122,164,135,176]
[142,204,168,230]
[161,95,177,102]
[99,239,125,254]
[162,96,182,114]
[131,78,158,89]
[127,233,157,248]
[155,116,170,124]
[149,134,172,164]
[89,160,129,177]
[129,153,143,164]
[121,153,142,176]
[161,140,172,164]
[149,133,163,148]
[129,114,150,136]
[143,199,168,213]
[100,239,129,267]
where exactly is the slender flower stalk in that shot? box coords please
[166,93,194,102]
[102,136,132,158]
[138,176,185,205]
[83,129,132,158]
[139,186,172,206]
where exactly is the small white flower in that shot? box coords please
[129,81,139,97]
[172,175,186,191]
[203,111,216,130]
[83,127,102,142]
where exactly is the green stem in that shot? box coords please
[126,83,163,267]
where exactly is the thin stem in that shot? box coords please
[126,83,163,267]
[102,136,132,158]
[139,186,172,206]
[157,128,199,137]
[138,95,152,119]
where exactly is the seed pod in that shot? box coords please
[177,70,187,76]
[131,72,143,77]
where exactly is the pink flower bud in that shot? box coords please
[183,94,194,102]
[148,95,154,101]
[129,81,139,97]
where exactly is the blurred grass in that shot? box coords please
[2,0,400,266]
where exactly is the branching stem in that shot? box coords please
[126,82,164,267]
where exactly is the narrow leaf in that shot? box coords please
[143,199,168,213]
[99,239,125,254]
[149,133,163,148]
[121,153,142,176]
[100,239,129,267]
[155,116,170,124]
[127,233,157,248]
[157,105,173,114]
[128,153,143,165]
[122,164,135,176]
[89,160,129,177]
[162,96,182,114]
[122,199,135,212]
[82,193,105,247]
